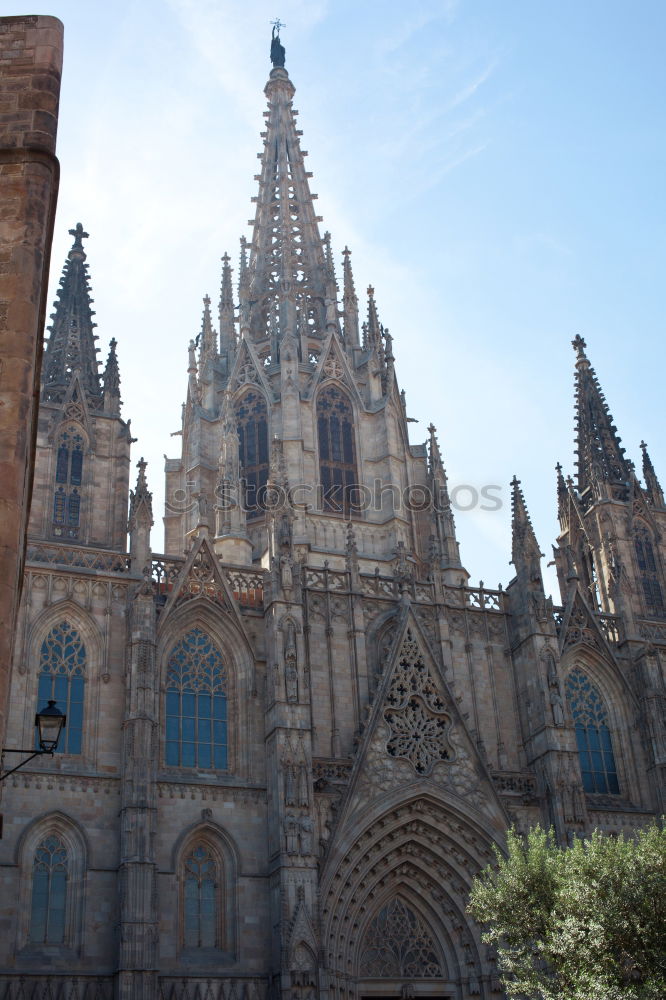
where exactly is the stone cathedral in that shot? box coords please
[1,31,665,1000]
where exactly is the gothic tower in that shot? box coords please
[0,27,663,1000]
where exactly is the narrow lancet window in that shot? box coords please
[635,526,665,617]
[37,622,85,755]
[235,391,269,519]
[565,667,619,794]
[183,843,219,948]
[165,629,228,770]
[29,835,68,944]
[52,428,85,537]
[316,384,360,516]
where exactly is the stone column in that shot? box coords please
[0,15,62,747]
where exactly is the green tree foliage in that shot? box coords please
[468,823,666,1000]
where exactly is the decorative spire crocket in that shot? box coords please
[42,223,102,408]
[572,336,631,501]
[102,337,121,413]
[246,39,334,351]
[510,475,544,583]
[641,441,664,508]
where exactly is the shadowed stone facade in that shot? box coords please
[1,30,664,1000]
[0,14,62,750]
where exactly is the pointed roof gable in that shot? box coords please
[572,336,631,498]
[246,53,331,348]
[42,223,103,409]
[335,611,506,835]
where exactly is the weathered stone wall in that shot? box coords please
[0,15,62,747]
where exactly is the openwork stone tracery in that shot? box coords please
[384,629,454,774]
[359,897,443,978]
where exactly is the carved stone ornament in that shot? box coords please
[359,898,443,978]
[383,629,455,775]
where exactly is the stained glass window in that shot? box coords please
[235,391,269,519]
[52,428,84,536]
[317,384,360,516]
[29,835,68,944]
[183,843,219,948]
[37,622,85,755]
[635,527,664,617]
[359,898,443,978]
[565,667,619,794]
[165,629,228,770]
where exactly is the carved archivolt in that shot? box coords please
[359,897,444,978]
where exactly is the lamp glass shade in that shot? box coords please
[35,700,66,752]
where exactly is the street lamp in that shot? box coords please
[1,700,67,781]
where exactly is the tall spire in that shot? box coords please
[42,223,102,407]
[427,424,461,572]
[641,440,664,508]
[342,246,360,348]
[572,336,630,499]
[246,40,332,350]
[218,254,236,358]
[510,475,543,579]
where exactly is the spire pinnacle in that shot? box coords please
[219,254,236,357]
[572,337,630,498]
[42,223,102,408]
[510,475,543,573]
[245,49,333,351]
[641,440,664,507]
[342,246,360,348]
[199,293,218,368]
[102,338,121,412]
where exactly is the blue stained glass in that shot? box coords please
[165,629,228,770]
[566,669,619,796]
[214,746,228,769]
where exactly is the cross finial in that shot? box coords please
[640,440,648,452]
[270,18,286,32]
[68,222,89,254]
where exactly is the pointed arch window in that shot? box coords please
[165,628,228,770]
[565,667,619,794]
[183,843,220,948]
[316,384,361,516]
[37,622,85,755]
[359,898,443,978]
[235,390,269,519]
[53,427,84,538]
[29,834,68,944]
[635,526,664,617]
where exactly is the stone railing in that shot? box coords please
[151,554,264,609]
[636,619,666,644]
[491,771,538,798]
[26,541,130,574]
[0,977,114,999]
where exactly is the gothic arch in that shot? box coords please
[315,382,362,517]
[633,519,665,617]
[321,792,496,997]
[14,811,88,956]
[20,602,103,762]
[561,652,642,802]
[355,891,451,982]
[365,608,401,699]
[157,601,255,778]
[233,386,270,520]
[170,820,238,960]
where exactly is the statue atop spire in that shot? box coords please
[270,21,286,67]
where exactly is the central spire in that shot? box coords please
[246,33,332,354]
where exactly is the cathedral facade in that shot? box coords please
[1,34,664,1000]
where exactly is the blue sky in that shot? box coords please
[13,0,666,597]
